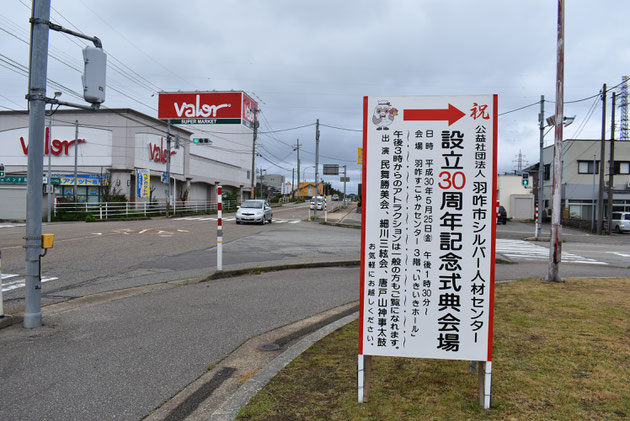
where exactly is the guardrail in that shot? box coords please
[53,200,239,220]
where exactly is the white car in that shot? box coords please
[310,196,324,210]
[235,200,272,224]
[610,211,630,233]
[332,194,339,201]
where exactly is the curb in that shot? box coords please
[205,260,360,281]
[209,311,359,420]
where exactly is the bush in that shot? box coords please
[85,213,97,222]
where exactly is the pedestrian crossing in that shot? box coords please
[1,273,59,293]
[496,239,606,265]
[174,216,300,224]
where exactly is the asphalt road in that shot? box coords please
[0,203,360,314]
[0,266,360,421]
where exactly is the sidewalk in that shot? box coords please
[312,202,361,228]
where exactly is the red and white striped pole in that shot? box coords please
[217,185,223,271]
[324,197,328,222]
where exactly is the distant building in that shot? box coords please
[496,174,535,220]
[260,174,285,193]
[296,182,324,198]
[540,139,630,222]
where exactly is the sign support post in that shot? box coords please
[357,354,372,403]
[217,185,223,271]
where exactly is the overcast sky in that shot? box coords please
[2,0,630,194]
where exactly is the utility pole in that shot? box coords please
[250,108,259,199]
[607,92,616,234]
[597,84,607,235]
[295,138,300,199]
[291,168,295,200]
[24,0,51,328]
[343,164,347,205]
[314,119,320,219]
[547,0,565,283]
[73,120,79,201]
[166,120,171,217]
[536,95,544,238]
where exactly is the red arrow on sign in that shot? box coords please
[403,104,466,126]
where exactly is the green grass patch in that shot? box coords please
[237,278,630,420]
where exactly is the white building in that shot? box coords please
[0,106,255,220]
[540,138,630,221]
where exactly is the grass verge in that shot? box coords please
[237,278,630,420]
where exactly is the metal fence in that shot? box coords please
[53,200,238,220]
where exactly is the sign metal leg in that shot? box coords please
[358,354,372,403]
[478,361,492,409]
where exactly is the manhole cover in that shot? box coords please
[257,343,281,352]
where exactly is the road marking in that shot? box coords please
[1,275,58,293]
[174,216,217,221]
[138,229,149,234]
[606,251,630,258]
[496,239,607,265]
[92,232,103,236]
[0,224,25,229]
[177,229,189,233]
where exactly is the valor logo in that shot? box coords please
[173,94,231,118]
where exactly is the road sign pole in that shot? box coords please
[47,114,52,222]
[217,185,223,271]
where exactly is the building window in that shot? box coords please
[544,164,551,180]
[577,160,599,174]
[246,170,250,180]
[614,161,630,174]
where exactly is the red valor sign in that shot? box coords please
[158,91,257,126]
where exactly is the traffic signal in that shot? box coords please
[0,163,4,177]
[193,138,211,144]
[522,173,529,188]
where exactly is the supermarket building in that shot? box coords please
[0,94,257,220]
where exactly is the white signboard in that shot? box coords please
[134,133,184,174]
[359,95,497,362]
[0,126,112,166]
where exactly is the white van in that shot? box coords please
[610,212,630,233]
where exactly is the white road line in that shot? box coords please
[606,251,630,258]
[138,229,149,234]
[0,224,25,228]
[177,229,189,233]
[496,239,606,265]
[1,274,19,281]
[1,276,58,293]
[174,216,217,221]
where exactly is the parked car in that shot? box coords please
[310,196,324,210]
[610,211,630,233]
[332,194,339,201]
[235,200,272,224]
[497,205,507,225]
